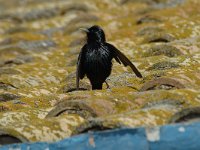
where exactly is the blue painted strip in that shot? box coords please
[150,123,200,150]
[1,122,200,150]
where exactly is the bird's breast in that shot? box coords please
[84,45,112,71]
[86,46,111,61]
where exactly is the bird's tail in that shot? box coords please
[92,82,103,90]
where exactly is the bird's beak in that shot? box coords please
[79,28,89,33]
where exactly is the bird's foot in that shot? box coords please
[105,81,110,89]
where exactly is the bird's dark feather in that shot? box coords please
[84,44,112,85]
[76,46,86,89]
[106,43,143,78]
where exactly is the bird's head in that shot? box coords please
[80,25,106,43]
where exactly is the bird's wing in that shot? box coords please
[76,46,86,90]
[106,43,142,78]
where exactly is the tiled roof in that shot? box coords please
[0,0,200,145]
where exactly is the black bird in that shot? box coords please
[76,25,142,90]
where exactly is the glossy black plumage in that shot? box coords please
[76,25,142,90]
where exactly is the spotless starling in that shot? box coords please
[76,25,142,90]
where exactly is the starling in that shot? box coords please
[76,25,142,90]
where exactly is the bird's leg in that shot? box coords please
[105,81,110,89]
